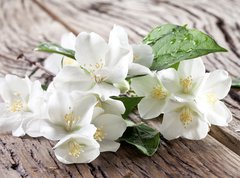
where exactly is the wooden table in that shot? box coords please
[0,0,240,177]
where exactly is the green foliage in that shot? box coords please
[143,24,227,70]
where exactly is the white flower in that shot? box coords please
[0,75,47,136]
[196,70,232,126]
[128,44,154,76]
[159,58,205,101]
[52,26,132,99]
[160,101,209,140]
[53,133,100,164]
[91,109,127,152]
[131,72,171,119]
[44,33,79,74]
[26,91,97,140]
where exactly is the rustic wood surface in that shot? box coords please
[0,0,240,177]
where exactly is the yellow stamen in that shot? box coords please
[151,85,167,99]
[180,107,193,127]
[207,93,217,104]
[68,140,85,158]
[10,99,23,112]
[94,128,105,141]
[64,112,79,131]
[133,54,140,61]
[62,57,76,66]
[180,76,193,94]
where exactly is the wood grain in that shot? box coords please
[0,0,240,177]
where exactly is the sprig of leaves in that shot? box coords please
[35,42,75,59]
[143,24,227,70]
[119,122,160,156]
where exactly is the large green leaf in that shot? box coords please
[35,42,75,59]
[143,24,227,70]
[119,123,160,156]
[111,96,142,119]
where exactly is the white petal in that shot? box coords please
[47,91,72,125]
[100,98,125,115]
[99,140,120,152]
[72,94,97,126]
[130,74,158,96]
[73,124,97,138]
[128,63,152,77]
[178,58,205,79]
[75,32,108,67]
[105,25,133,67]
[92,114,127,140]
[138,96,167,119]
[200,70,231,99]
[26,119,67,140]
[53,66,94,92]
[132,44,153,68]
[91,83,120,100]
[54,135,100,164]
[61,32,76,50]
[206,101,232,126]
[44,54,62,75]
[158,68,180,93]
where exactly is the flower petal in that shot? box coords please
[206,101,232,126]
[44,54,62,75]
[200,70,231,99]
[99,140,120,152]
[158,68,180,93]
[91,83,120,100]
[130,74,158,96]
[53,66,94,92]
[54,134,100,164]
[75,32,108,67]
[47,91,72,125]
[178,58,205,79]
[92,114,127,141]
[132,44,153,68]
[128,63,152,77]
[100,98,125,115]
[105,25,132,67]
[61,32,76,50]
[26,119,67,140]
[138,96,167,119]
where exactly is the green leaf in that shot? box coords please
[232,78,240,88]
[119,123,160,156]
[143,24,227,70]
[111,96,143,119]
[35,42,75,59]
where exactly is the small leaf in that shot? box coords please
[143,24,227,70]
[232,78,240,88]
[119,123,160,156]
[35,42,75,59]
[111,96,142,119]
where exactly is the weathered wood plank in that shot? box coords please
[33,0,240,155]
[0,0,240,177]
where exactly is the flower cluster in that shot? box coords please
[131,58,232,140]
[0,24,232,164]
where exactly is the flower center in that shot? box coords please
[62,57,76,66]
[133,54,140,61]
[151,85,168,99]
[180,76,193,94]
[206,93,217,104]
[68,140,85,158]
[94,128,105,141]
[180,107,193,127]
[64,111,79,131]
[10,99,24,112]
[93,74,105,83]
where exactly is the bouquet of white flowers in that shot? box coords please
[0,24,232,164]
